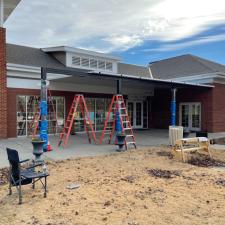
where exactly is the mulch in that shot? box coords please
[188,156,225,167]
[147,169,181,179]
[0,168,8,185]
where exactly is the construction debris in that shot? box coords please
[66,183,80,190]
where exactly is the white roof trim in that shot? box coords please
[42,46,121,61]
[7,63,70,80]
[165,72,225,82]
[7,63,41,73]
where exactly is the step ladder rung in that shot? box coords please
[100,94,136,149]
[58,94,97,147]
[112,107,126,110]
[126,142,135,144]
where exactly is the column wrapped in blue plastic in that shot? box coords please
[40,72,48,151]
[40,101,47,116]
[40,101,48,151]
[115,111,122,133]
[170,100,176,126]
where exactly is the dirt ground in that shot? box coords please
[1,147,225,225]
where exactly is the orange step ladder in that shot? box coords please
[100,94,137,149]
[58,94,97,147]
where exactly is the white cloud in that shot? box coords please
[142,33,225,52]
[5,0,225,52]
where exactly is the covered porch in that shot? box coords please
[46,67,213,132]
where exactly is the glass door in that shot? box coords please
[181,104,189,128]
[128,102,134,126]
[127,101,143,129]
[135,102,143,128]
[191,104,201,130]
[180,103,201,131]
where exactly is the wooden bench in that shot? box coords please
[172,137,212,162]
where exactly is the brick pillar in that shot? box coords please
[0,27,7,138]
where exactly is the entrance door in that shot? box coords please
[180,103,201,131]
[127,101,143,128]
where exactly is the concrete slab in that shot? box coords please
[1,129,225,168]
[0,129,169,168]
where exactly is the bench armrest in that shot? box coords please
[26,163,43,170]
[19,159,30,164]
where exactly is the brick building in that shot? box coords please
[1,0,225,139]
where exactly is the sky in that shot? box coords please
[5,0,225,66]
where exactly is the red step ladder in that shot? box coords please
[58,94,97,147]
[100,95,137,149]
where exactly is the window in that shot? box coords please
[72,56,81,66]
[81,58,89,67]
[90,59,98,69]
[71,55,114,72]
[16,95,65,136]
[98,60,105,70]
[106,62,113,71]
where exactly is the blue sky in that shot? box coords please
[116,24,225,65]
[5,0,225,66]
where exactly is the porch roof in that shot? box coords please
[44,67,214,90]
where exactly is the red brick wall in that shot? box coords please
[211,83,225,132]
[151,87,214,132]
[8,83,225,136]
[0,28,7,138]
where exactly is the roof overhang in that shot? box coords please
[1,0,21,25]
[43,67,214,90]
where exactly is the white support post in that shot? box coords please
[0,0,4,27]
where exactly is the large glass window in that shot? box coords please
[16,95,65,137]
[72,98,112,132]
[17,96,26,136]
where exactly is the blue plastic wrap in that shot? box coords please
[115,111,122,133]
[170,100,176,126]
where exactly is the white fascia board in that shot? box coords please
[7,63,71,80]
[7,63,41,73]
[164,72,225,83]
[42,46,121,62]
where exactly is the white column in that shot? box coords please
[0,0,4,27]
